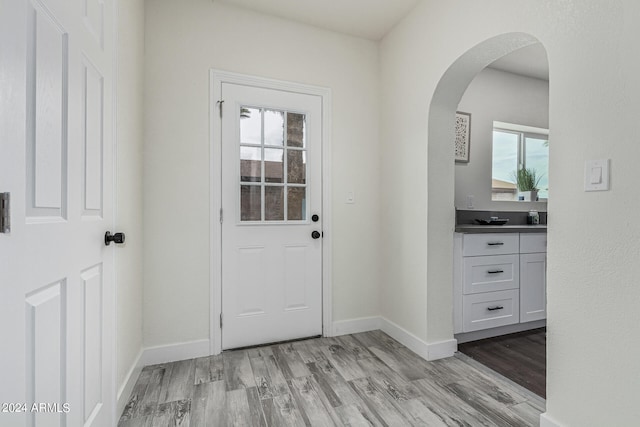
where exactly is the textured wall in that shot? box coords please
[380,1,640,425]
[143,0,381,347]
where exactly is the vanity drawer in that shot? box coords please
[463,254,519,294]
[463,233,519,256]
[520,233,547,253]
[463,289,520,332]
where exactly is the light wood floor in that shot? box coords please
[119,330,544,426]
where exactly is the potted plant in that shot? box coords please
[514,167,543,201]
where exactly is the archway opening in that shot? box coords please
[426,32,549,349]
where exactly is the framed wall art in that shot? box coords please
[455,111,471,163]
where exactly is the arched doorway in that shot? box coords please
[425,32,548,345]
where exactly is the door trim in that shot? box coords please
[209,70,332,355]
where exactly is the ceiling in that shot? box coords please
[213,0,421,41]
[214,0,549,80]
[488,44,549,81]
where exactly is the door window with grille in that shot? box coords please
[239,107,308,222]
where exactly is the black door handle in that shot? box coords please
[105,231,125,246]
[311,231,321,239]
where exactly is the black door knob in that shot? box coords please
[311,231,321,239]
[105,231,125,246]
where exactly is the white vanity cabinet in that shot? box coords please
[453,232,547,335]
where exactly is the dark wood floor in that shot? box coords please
[119,330,544,426]
[457,328,546,398]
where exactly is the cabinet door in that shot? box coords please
[520,252,547,322]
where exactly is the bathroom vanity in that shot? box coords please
[454,210,547,343]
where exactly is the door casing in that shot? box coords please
[209,70,333,355]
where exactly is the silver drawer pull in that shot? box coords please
[487,242,504,246]
[487,270,504,274]
[487,306,504,311]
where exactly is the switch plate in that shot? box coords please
[585,159,610,192]
[466,195,474,209]
[346,191,355,204]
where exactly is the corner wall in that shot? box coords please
[143,0,381,348]
[380,1,640,425]
[116,0,145,402]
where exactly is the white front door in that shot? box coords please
[220,82,323,350]
[0,0,115,426]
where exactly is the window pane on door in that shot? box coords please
[287,113,305,148]
[287,150,306,184]
[240,107,261,145]
[287,187,306,220]
[240,146,261,182]
[241,185,262,221]
[264,110,284,146]
[265,148,284,183]
[265,186,284,221]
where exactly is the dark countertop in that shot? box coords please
[455,209,547,233]
[455,224,547,233]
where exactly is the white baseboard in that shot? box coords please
[140,338,211,367]
[332,316,457,361]
[540,413,562,427]
[332,316,381,336]
[116,348,143,419]
[380,317,457,361]
[426,338,458,361]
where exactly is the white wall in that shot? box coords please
[380,1,640,425]
[455,67,549,211]
[143,0,381,347]
[116,0,145,394]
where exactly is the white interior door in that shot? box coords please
[221,82,323,350]
[0,0,115,426]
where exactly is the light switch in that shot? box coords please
[590,167,602,184]
[585,159,610,191]
[346,191,355,204]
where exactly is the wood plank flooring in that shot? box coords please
[457,328,546,399]
[119,331,544,426]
